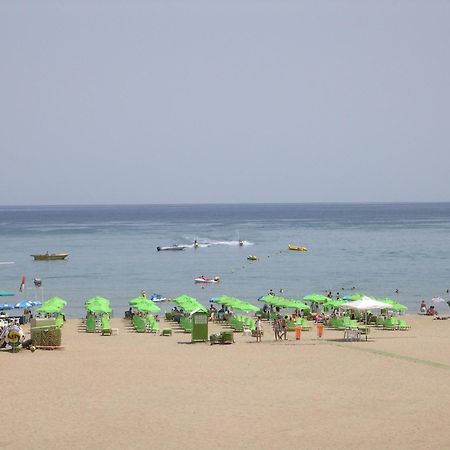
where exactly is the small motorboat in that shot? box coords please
[247,255,258,261]
[194,276,220,284]
[150,293,167,302]
[157,245,186,251]
[288,245,308,252]
[31,253,69,261]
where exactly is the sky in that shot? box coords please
[1,0,450,205]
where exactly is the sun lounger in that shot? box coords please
[101,316,112,336]
[397,319,410,330]
[145,315,160,333]
[86,316,97,333]
[383,317,399,330]
[132,316,146,333]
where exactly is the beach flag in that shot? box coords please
[19,275,26,293]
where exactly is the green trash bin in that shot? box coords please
[191,310,208,342]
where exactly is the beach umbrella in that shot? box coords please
[86,303,112,314]
[378,297,408,312]
[212,295,260,312]
[431,297,446,303]
[258,296,310,311]
[0,303,15,310]
[134,301,160,313]
[0,291,15,297]
[323,299,346,309]
[85,296,109,306]
[44,296,67,308]
[129,297,160,313]
[172,295,207,313]
[341,296,392,311]
[30,301,42,306]
[303,294,329,303]
[15,300,34,308]
[129,296,148,306]
[36,304,63,314]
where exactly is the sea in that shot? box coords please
[1,203,449,318]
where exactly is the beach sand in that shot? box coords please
[2,314,450,450]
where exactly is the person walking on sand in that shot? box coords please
[255,316,262,342]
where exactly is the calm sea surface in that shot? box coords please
[1,203,449,317]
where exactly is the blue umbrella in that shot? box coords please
[30,301,42,306]
[0,303,15,310]
[15,300,34,308]
[0,291,15,297]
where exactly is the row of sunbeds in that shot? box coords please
[86,314,112,335]
[131,314,160,333]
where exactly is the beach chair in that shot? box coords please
[300,318,312,331]
[383,318,398,330]
[180,317,193,333]
[55,314,64,328]
[146,315,160,333]
[133,316,146,333]
[397,319,410,330]
[101,316,112,336]
[86,315,97,333]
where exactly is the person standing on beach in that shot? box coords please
[255,316,262,342]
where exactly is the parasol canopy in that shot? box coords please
[303,293,329,303]
[211,295,259,312]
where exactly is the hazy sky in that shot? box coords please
[1,1,449,205]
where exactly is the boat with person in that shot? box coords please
[194,276,220,284]
[288,245,308,252]
[156,245,187,251]
[31,253,69,261]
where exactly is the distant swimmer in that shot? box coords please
[239,240,244,246]
[395,289,400,294]
[194,240,199,248]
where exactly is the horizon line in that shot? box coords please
[1,200,450,208]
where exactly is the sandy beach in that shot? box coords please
[2,314,450,450]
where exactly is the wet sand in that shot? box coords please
[2,314,450,450]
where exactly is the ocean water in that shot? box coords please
[1,203,449,318]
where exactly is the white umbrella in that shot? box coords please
[431,297,446,303]
[341,296,392,340]
[341,296,392,311]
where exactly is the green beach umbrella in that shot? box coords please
[86,296,110,306]
[172,295,207,313]
[303,294,329,303]
[86,303,112,314]
[212,295,260,312]
[129,297,160,313]
[323,299,346,309]
[134,301,161,313]
[44,296,67,307]
[377,297,408,312]
[37,304,63,314]
[259,296,309,310]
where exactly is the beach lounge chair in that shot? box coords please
[300,318,312,331]
[132,316,146,333]
[180,317,193,333]
[101,316,112,336]
[383,317,399,330]
[397,319,410,330]
[86,315,97,333]
[146,315,160,333]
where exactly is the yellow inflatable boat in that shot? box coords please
[288,245,308,252]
